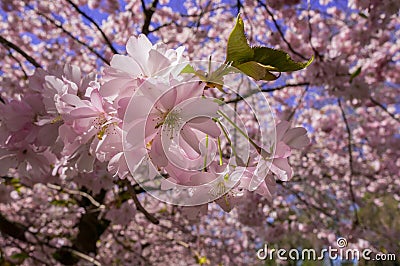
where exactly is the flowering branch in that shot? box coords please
[47,183,105,210]
[30,6,109,64]
[65,0,118,54]
[0,35,42,68]
[370,97,400,123]
[225,82,310,103]
[125,180,160,225]
[258,0,308,60]
[338,98,360,227]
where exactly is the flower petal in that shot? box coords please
[188,118,221,138]
[282,127,310,149]
[270,158,292,181]
[276,121,290,142]
[110,54,141,76]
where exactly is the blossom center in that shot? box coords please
[158,108,183,138]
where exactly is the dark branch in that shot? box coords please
[30,6,109,64]
[338,98,360,227]
[141,0,159,36]
[0,213,27,241]
[125,180,160,224]
[287,86,309,121]
[225,82,310,104]
[65,0,118,54]
[278,183,334,219]
[0,35,42,68]
[370,97,400,123]
[7,49,29,78]
[258,1,308,60]
[236,0,243,16]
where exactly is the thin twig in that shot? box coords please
[370,97,400,123]
[225,82,310,104]
[67,248,102,266]
[30,6,109,64]
[65,0,118,54]
[47,183,105,209]
[338,98,360,226]
[125,180,160,224]
[278,182,334,219]
[7,49,29,79]
[0,35,42,68]
[258,0,307,60]
[287,86,309,121]
[306,1,323,59]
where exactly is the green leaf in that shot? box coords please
[225,14,313,81]
[235,61,278,81]
[180,63,196,74]
[226,15,253,64]
[50,199,75,206]
[253,47,313,72]
[10,252,29,261]
[350,66,362,83]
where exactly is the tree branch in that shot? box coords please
[125,180,160,224]
[141,0,159,36]
[0,213,27,241]
[338,98,360,227]
[278,182,334,219]
[258,0,308,60]
[287,85,309,121]
[65,0,118,54]
[30,6,109,64]
[0,35,42,68]
[47,183,105,210]
[225,82,310,104]
[370,97,400,123]
[6,49,29,78]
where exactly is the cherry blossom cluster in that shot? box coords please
[0,33,310,220]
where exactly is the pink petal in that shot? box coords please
[270,158,293,181]
[45,76,65,94]
[149,133,168,167]
[0,154,18,175]
[76,152,95,173]
[100,78,132,98]
[188,119,221,138]
[187,172,218,186]
[148,49,171,76]
[181,205,208,221]
[158,88,177,111]
[178,134,201,159]
[60,94,87,108]
[180,125,201,154]
[90,89,104,111]
[70,107,99,118]
[123,95,153,124]
[275,141,291,158]
[126,120,147,149]
[276,121,290,142]
[282,127,310,149]
[126,35,152,73]
[63,64,82,85]
[180,98,219,121]
[215,195,238,212]
[255,176,276,201]
[110,54,141,76]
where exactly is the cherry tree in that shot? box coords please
[0,0,399,265]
